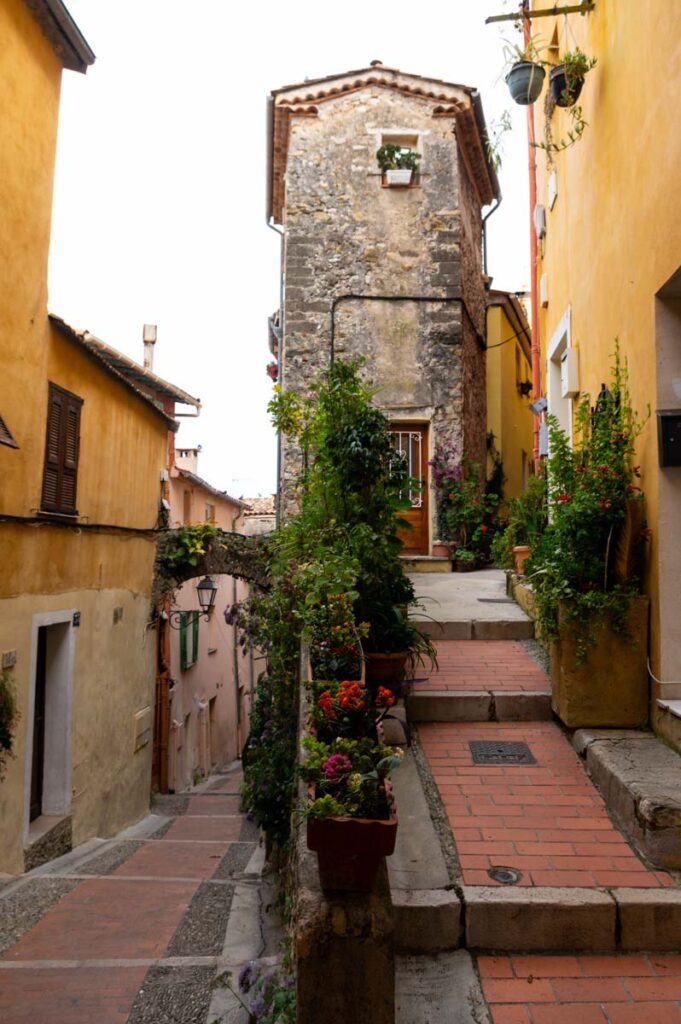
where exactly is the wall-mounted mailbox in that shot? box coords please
[560,348,580,399]
[657,410,681,467]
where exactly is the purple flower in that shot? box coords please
[238,961,256,992]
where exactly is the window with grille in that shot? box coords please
[391,430,424,507]
[41,383,83,515]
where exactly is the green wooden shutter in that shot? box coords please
[192,611,199,664]
[179,612,188,670]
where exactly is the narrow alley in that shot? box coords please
[0,762,282,1023]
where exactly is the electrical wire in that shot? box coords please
[486,323,533,349]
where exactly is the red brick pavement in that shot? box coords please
[2,878,198,960]
[0,775,248,1023]
[479,953,681,1022]
[420,721,675,889]
[0,966,148,1024]
[415,641,550,693]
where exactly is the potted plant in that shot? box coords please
[376,144,421,186]
[454,548,478,573]
[526,346,650,728]
[306,677,395,743]
[361,601,437,687]
[300,735,402,891]
[491,474,548,574]
[503,39,547,105]
[550,47,597,107]
[430,449,499,565]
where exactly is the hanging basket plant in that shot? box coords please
[550,48,597,108]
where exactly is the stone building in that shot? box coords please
[267,62,500,553]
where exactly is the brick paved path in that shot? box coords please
[479,952,681,1023]
[0,764,260,1024]
[416,640,550,693]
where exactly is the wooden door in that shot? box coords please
[390,424,429,555]
[30,627,47,821]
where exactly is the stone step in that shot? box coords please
[413,618,535,641]
[400,555,452,573]
[395,950,490,1024]
[407,690,552,723]
[574,728,681,870]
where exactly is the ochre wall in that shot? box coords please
[486,304,534,500]
[532,1,681,731]
[0,0,62,510]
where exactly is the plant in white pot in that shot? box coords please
[376,144,421,186]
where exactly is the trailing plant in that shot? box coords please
[215,960,296,1024]
[526,345,648,660]
[160,522,218,574]
[534,48,597,155]
[0,670,18,781]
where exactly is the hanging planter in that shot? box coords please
[550,64,583,107]
[506,61,546,105]
[549,48,597,108]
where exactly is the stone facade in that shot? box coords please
[269,66,498,547]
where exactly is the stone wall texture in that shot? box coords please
[278,86,488,542]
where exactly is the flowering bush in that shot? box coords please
[300,736,402,820]
[308,678,395,740]
[307,591,368,680]
[429,448,498,555]
[527,346,648,659]
[225,960,295,1024]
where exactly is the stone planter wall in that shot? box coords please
[550,597,650,729]
[292,647,395,1023]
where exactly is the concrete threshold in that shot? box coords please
[395,950,491,1024]
[388,751,462,953]
[574,728,681,870]
[414,619,535,641]
[407,690,552,723]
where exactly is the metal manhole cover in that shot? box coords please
[469,740,536,765]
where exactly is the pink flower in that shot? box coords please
[322,754,352,783]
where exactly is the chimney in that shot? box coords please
[143,324,157,370]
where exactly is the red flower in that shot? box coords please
[375,687,395,708]
[555,494,571,503]
[480,524,488,534]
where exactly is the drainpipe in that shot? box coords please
[482,198,502,278]
[266,95,285,528]
[524,1,542,469]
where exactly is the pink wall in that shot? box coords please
[166,472,253,793]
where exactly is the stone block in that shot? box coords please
[615,888,681,950]
[463,886,616,952]
[392,890,462,952]
[493,692,552,722]
[472,619,534,641]
[407,693,491,723]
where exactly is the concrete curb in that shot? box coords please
[388,752,462,953]
[407,691,551,723]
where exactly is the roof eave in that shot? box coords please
[25,0,95,73]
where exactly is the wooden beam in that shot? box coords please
[485,3,595,24]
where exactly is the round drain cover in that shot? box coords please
[488,866,522,885]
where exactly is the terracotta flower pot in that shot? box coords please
[307,783,398,891]
[513,545,531,575]
[365,651,409,685]
[432,541,451,557]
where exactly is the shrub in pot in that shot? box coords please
[550,47,597,107]
[376,144,421,185]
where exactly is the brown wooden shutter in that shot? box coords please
[41,383,83,514]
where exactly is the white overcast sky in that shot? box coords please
[48,0,531,498]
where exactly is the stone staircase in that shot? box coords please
[391,571,681,1022]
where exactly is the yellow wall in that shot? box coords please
[0,0,173,872]
[486,303,534,500]
[1,0,62,511]
[531,1,681,736]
